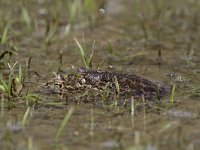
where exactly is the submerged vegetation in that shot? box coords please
[0,0,200,150]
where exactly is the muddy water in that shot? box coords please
[1,0,200,150]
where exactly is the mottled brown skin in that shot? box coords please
[45,68,166,102]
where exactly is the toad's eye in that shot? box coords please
[54,83,62,88]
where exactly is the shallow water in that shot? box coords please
[1,0,200,150]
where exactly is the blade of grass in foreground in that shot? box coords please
[55,106,75,142]
[22,107,31,126]
[1,23,10,44]
[21,7,31,31]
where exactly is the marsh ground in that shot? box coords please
[0,0,200,150]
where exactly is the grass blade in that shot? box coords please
[22,7,31,31]
[22,107,31,126]
[69,0,79,25]
[55,106,74,142]
[170,83,176,103]
[18,64,23,84]
[114,76,120,95]
[1,23,10,44]
[74,37,89,69]
[0,80,8,93]
[1,96,4,117]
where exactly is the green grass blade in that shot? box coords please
[69,0,79,25]
[28,137,33,150]
[1,96,4,117]
[107,41,113,54]
[114,76,120,94]
[170,83,176,103]
[18,65,23,84]
[131,96,134,116]
[74,38,89,69]
[1,23,9,44]
[8,70,13,96]
[0,79,8,93]
[8,61,19,96]
[114,76,120,109]
[22,107,31,126]
[55,106,74,142]
[22,7,31,31]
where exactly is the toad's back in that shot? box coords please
[45,68,167,102]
